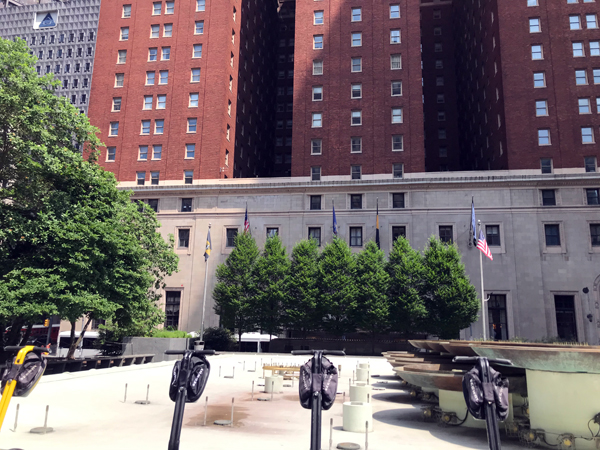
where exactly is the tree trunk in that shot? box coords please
[6,319,24,346]
[19,323,34,346]
[371,329,377,356]
[66,317,93,360]
[238,329,243,352]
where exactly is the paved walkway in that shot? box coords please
[1,354,523,450]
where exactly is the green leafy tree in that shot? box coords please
[317,238,358,336]
[0,38,179,358]
[284,239,320,338]
[213,232,259,350]
[202,327,236,352]
[386,236,427,334]
[420,237,479,339]
[353,241,390,353]
[253,234,289,339]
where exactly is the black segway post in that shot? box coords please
[165,349,215,450]
[453,356,512,450]
[293,350,345,450]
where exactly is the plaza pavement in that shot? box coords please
[0,353,523,450]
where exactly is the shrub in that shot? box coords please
[151,329,192,338]
[202,327,236,351]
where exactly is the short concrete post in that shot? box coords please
[338,364,342,377]
[203,396,208,426]
[271,381,274,402]
[146,384,150,403]
[219,366,221,377]
[352,370,355,383]
[123,383,128,403]
[230,398,235,427]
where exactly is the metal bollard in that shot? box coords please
[230,398,235,427]
[219,366,221,377]
[44,405,49,428]
[329,418,333,450]
[146,384,150,402]
[203,396,208,426]
[243,361,246,371]
[11,404,19,432]
[271,381,274,402]
[252,381,254,401]
[365,421,369,450]
[123,383,128,403]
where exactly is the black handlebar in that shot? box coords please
[292,350,346,356]
[164,349,215,356]
[4,346,49,353]
[453,356,513,365]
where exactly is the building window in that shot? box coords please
[184,170,193,184]
[528,0,538,5]
[136,172,145,186]
[312,112,323,128]
[538,129,551,145]
[195,21,204,35]
[153,2,161,15]
[392,193,405,208]
[393,163,403,179]
[151,24,160,38]
[434,43,443,52]
[390,29,401,44]
[486,225,501,246]
[392,226,406,241]
[586,14,598,29]
[585,156,597,172]
[123,4,132,18]
[351,7,362,22]
[544,224,561,246]
[531,44,543,60]
[351,83,362,99]
[165,1,174,13]
[351,110,362,125]
[178,229,190,248]
[350,194,362,209]
[185,143,195,159]
[570,15,582,30]
[187,118,197,133]
[433,9,441,19]
[310,195,322,210]
[141,120,151,135]
[311,139,322,155]
[313,35,323,49]
[155,120,164,134]
[314,11,324,25]
[159,70,169,85]
[308,227,321,246]
[312,86,323,101]
[117,50,127,64]
[120,27,129,40]
[139,146,148,160]
[181,198,193,213]
[351,32,362,47]
[590,41,600,56]
[351,57,362,72]
[392,135,403,151]
[161,47,170,60]
[390,81,403,96]
[226,228,238,247]
[529,17,541,33]
[392,108,403,123]
[533,72,546,87]
[536,100,548,116]
[164,291,181,329]
[311,166,321,181]
[351,137,362,153]
[591,224,600,247]
[112,97,122,112]
[488,295,508,341]
[157,95,167,109]
[594,69,600,84]
[191,68,201,82]
[439,225,453,244]
[109,122,119,136]
[150,171,159,185]
[541,158,553,173]
[147,199,159,212]
[107,147,116,161]
[148,48,158,61]
[197,0,205,12]
[582,127,595,143]
[164,23,173,37]
[436,76,444,86]
[266,228,279,238]
[390,4,400,18]
[153,145,162,160]
[576,70,588,85]
[351,165,361,180]
[349,227,363,247]
[146,71,155,85]
[189,93,199,107]
[542,189,556,206]
[390,54,402,69]
[587,188,600,205]
[573,42,585,57]
[193,44,202,58]
[579,98,591,114]
[143,95,153,110]
[313,60,323,75]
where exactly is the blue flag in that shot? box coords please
[333,205,338,237]
[471,198,477,246]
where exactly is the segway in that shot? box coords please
[293,350,345,450]
[0,346,49,431]
[164,349,215,450]
[453,356,513,450]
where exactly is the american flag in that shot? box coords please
[244,206,250,233]
[477,229,493,261]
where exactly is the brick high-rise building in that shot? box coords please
[290,0,425,181]
[87,0,277,186]
[454,0,600,173]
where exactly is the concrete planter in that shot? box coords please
[349,382,372,403]
[265,375,283,393]
[343,401,373,432]
[356,367,369,382]
[122,337,190,362]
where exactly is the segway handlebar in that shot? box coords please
[164,349,215,356]
[452,356,513,365]
[292,350,346,356]
[3,346,49,354]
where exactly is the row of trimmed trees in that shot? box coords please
[213,233,480,348]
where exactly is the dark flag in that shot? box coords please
[244,205,250,233]
[332,204,338,237]
[375,199,380,249]
[204,229,211,262]
[470,198,477,246]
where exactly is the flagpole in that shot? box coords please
[478,220,487,341]
[200,223,211,341]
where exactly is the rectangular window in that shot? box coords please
[178,229,190,248]
[181,198,193,213]
[311,139,322,155]
[193,44,202,58]
[197,0,205,11]
[587,188,600,205]
[161,47,170,60]
[226,228,238,247]
[579,98,592,114]
[591,224,600,247]
[586,14,598,29]
[112,97,122,112]
[534,72,545,87]
[191,68,201,82]
[542,189,556,206]
[143,95,153,110]
[434,43,443,52]
[390,54,402,69]
[351,165,361,180]
[195,21,204,34]
[392,193,405,208]
[351,83,362,99]
[585,156,597,172]
[155,120,164,134]
[107,147,116,161]
[390,4,400,18]
[528,0,538,5]
[146,71,155,85]
[118,50,127,64]
[311,166,321,181]
[189,93,199,107]
[151,171,159,185]
[151,24,159,38]
[308,227,321,246]
[545,224,561,246]
[390,29,401,44]
[109,122,119,136]
[392,135,403,151]
[159,70,169,85]
[312,112,322,128]
[314,11,324,25]
[136,172,145,186]
[591,41,600,56]
[187,118,197,133]
[531,44,543,60]
[439,225,453,244]
[536,100,548,116]
[576,69,588,85]
[123,4,132,18]
[351,57,362,72]
[391,81,402,96]
[351,110,362,125]
[313,35,323,49]
[153,145,162,160]
[157,95,167,109]
[186,143,195,158]
[582,127,595,143]
[350,194,362,209]
[351,7,361,22]
[349,227,363,247]
[351,137,362,153]
[594,69,600,84]
[120,27,129,40]
[486,225,501,246]
[310,195,322,210]
[392,226,406,241]
[541,158,553,174]
[139,145,148,160]
[529,17,541,32]
[148,48,157,61]
[538,129,550,145]
[164,291,181,329]
[165,1,174,14]
[573,42,585,57]
[153,2,161,15]
[141,120,151,135]
[570,15,581,30]
[184,170,193,184]
[351,32,362,47]
[313,60,323,75]
[266,228,279,238]
[392,108,403,123]
[312,86,323,101]
[164,23,173,37]
[393,163,403,179]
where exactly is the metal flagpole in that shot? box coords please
[478,220,487,340]
[200,224,211,340]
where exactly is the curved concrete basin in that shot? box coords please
[388,355,453,367]
[425,341,449,353]
[441,341,479,357]
[408,340,432,350]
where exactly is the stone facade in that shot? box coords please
[130,171,600,344]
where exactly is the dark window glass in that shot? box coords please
[178,229,190,248]
[541,158,552,174]
[591,224,600,247]
[439,225,453,244]
[310,195,322,210]
[554,295,577,341]
[349,227,363,247]
[392,226,406,242]
[267,228,279,237]
[351,165,361,180]
[308,227,321,246]
[226,228,238,247]
[147,199,159,212]
[586,188,599,205]
[541,189,556,206]
[392,193,405,208]
[165,291,181,329]
[350,194,362,209]
[181,198,193,212]
[488,294,508,341]
[486,225,501,246]
[585,157,597,173]
[545,224,561,246]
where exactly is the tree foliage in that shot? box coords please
[0,38,178,358]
